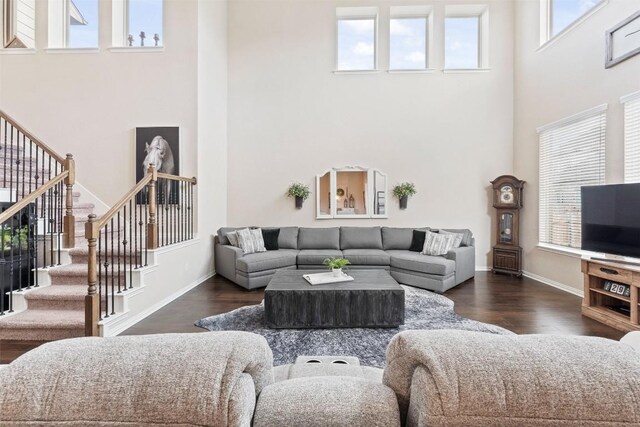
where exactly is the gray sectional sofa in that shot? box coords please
[215,226,476,293]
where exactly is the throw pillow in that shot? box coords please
[422,231,456,256]
[225,231,239,247]
[439,230,464,248]
[236,228,267,254]
[409,230,426,252]
[262,228,280,251]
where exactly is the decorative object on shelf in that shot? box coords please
[286,182,311,209]
[316,167,387,219]
[490,175,525,277]
[392,182,417,210]
[136,127,180,204]
[582,258,639,332]
[154,33,160,47]
[605,10,640,69]
[322,257,351,277]
[140,31,146,47]
[128,34,134,47]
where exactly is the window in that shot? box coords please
[444,5,488,70]
[389,6,432,70]
[622,91,640,183]
[538,105,607,249]
[2,0,35,49]
[540,0,606,45]
[48,0,98,49]
[336,7,377,71]
[112,0,163,48]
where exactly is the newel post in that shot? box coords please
[147,164,158,250]
[63,153,76,248]
[85,214,99,336]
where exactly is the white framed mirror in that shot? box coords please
[316,167,388,219]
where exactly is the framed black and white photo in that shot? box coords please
[606,10,640,68]
[135,127,180,204]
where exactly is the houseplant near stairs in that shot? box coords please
[287,183,311,209]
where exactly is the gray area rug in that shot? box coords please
[195,285,514,368]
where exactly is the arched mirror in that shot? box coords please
[316,167,387,219]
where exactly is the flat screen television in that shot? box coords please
[581,183,640,258]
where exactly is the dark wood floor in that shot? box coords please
[0,272,623,363]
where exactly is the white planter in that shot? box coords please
[332,268,342,277]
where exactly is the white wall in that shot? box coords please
[0,0,198,205]
[514,0,640,293]
[227,0,515,268]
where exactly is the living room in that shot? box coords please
[1,0,640,425]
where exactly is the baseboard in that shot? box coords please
[522,270,584,298]
[106,270,215,337]
[475,266,490,272]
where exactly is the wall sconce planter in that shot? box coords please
[287,183,311,209]
[393,182,417,210]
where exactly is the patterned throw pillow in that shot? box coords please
[422,231,456,256]
[225,231,239,247]
[236,228,267,254]
[439,230,464,248]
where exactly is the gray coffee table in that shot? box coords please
[264,269,405,329]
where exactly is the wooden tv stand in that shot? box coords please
[581,257,639,332]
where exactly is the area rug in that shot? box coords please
[195,286,514,368]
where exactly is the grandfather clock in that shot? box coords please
[491,175,525,277]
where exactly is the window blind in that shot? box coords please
[538,106,607,249]
[624,94,640,183]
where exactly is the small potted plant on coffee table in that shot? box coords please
[392,182,417,210]
[323,257,351,277]
[287,182,311,209]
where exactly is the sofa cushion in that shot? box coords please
[382,227,426,250]
[297,249,342,265]
[217,227,243,245]
[254,377,400,427]
[298,227,340,250]
[237,228,267,254]
[409,230,426,252]
[422,231,457,256]
[343,249,390,265]
[439,228,473,246]
[261,228,280,250]
[236,250,298,273]
[387,250,455,276]
[340,227,383,250]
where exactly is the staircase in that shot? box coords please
[0,110,197,341]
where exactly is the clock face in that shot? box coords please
[499,186,515,204]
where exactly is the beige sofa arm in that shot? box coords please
[383,330,640,426]
[0,332,273,427]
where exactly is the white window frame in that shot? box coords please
[111,0,164,51]
[335,6,378,73]
[388,5,433,72]
[444,4,489,71]
[47,0,98,52]
[537,104,607,250]
[622,90,640,184]
[539,0,608,49]
[0,0,36,52]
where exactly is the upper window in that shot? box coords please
[112,0,163,48]
[540,0,606,45]
[623,92,640,183]
[389,6,432,71]
[336,7,377,71]
[2,0,36,49]
[538,105,607,249]
[48,0,98,49]
[444,5,489,70]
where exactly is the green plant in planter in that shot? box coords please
[392,182,417,209]
[287,182,311,209]
[1,226,29,253]
[323,257,351,270]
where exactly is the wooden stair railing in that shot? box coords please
[0,111,75,316]
[85,164,196,336]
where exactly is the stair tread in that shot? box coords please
[24,285,87,300]
[0,309,84,329]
